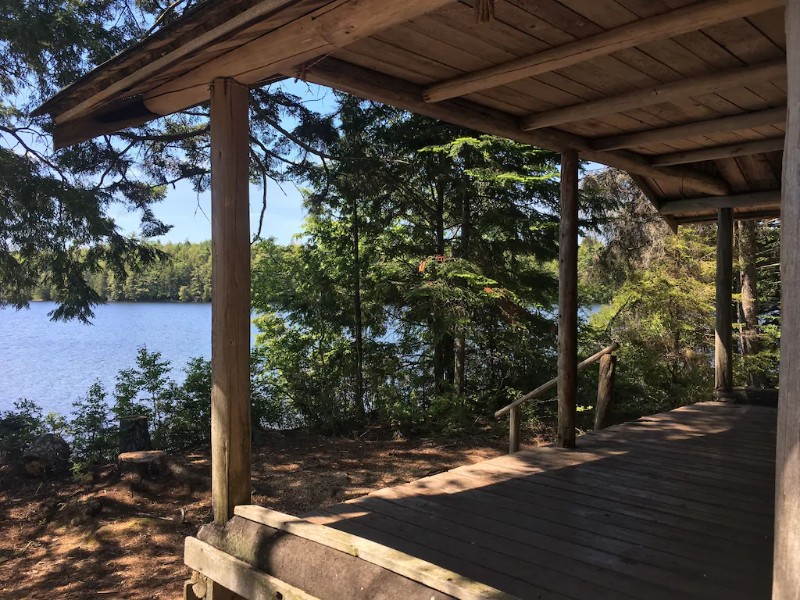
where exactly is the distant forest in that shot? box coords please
[32,242,212,303]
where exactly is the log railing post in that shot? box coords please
[715,207,734,396]
[557,150,579,448]
[594,353,617,431]
[509,405,521,454]
[774,1,800,597]
[210,78,251,525]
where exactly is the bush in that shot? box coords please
[71,382,117,466]
[0,400,45,460]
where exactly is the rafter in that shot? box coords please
[659,190,781,215]
[422,0,785,103]
[84,0,454,121]
[591,107,786,151]
[520,60,786,131]
[291,58,730,197]
[651,137,785,166]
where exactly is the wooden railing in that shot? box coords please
[495,342,620,453]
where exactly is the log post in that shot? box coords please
[774,2,800,597]
[557,150,579,448]
[594,354,617,431]
[715,207,733,395]
[210,78,251,525]
[509,405,521,454]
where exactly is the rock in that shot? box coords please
[22,434,71,477]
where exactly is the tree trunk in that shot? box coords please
[119,416,152,453]
[351,193,366,420]
[737,220,763,386]
[432,183,453,393]
[455,191,471,396]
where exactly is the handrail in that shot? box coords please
[495,342,620,418]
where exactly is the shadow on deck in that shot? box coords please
[188,402,776,600]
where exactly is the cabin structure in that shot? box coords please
[35,0,798,597]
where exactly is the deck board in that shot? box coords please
[308,402,775,599]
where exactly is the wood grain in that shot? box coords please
[211,78,252,524]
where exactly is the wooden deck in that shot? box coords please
[307,402,776,599]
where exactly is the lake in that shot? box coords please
[0,302,255,417]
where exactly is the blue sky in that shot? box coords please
[107,80,603,245]
[110,79,338,245]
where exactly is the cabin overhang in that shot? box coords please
[36,0,800,598]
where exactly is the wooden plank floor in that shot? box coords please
[307,402,776,599]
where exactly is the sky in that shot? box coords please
[109,79,339,246]
[105,80,605,246]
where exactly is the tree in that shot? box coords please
[252,96,612,431]
[1,0,336,321]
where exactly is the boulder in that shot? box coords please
[22,433,71,477]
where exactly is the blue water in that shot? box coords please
[0,302,255,417]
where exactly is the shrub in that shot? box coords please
[0,400,45,460]
[71,382,117,466]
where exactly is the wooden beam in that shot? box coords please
[594,354,617,431]
[629,174,677,232]
[592,107,787,151]
[234,506,514,600]
[651,137,785,166]
[558,150,579,449]
[509,405,521,454]
[659,190,782,215]
[141,0,452,116]
[422,0,785,103]
[521,60,786,131]
[775,0,800,596]
[210,78,251,524]
[293,59,731,197]
[671,209,781,225]
[185,537,319,600]
[715,208,734,394]
[50,0,297,126]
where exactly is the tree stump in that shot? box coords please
[22,434,71,477]
[118,450,167,479]
[119,416,152,453]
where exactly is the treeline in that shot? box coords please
[3,99,782,463]
[31,241,213,303]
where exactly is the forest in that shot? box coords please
[0,0,781,454]
[31,241,213,303]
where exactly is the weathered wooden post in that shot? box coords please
[557,150,579,448]
[594,353,617,431]
[210,78,252,526]
[509,405,521,454]
[774,2,800,597]
[715,207,733,396]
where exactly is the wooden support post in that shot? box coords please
[594,354,617,431]
[558,150,579,449]
[210,78,251,525]
[715,207,734,395]
[774,1,800,597]
[509,405,521,454]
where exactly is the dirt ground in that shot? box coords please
[0,425,549,599]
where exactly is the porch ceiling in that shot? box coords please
[35,0,788,223]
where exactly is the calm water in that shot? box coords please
[0,302,255,417]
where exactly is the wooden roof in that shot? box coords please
[36,0,788,222]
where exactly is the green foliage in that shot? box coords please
[70,382,116,466]
[251,97,614,433]
[0,399,46,460]
[582,169,781,421]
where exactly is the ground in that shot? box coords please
[0,425,548,599]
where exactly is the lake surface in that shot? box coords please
[0,302,254,417]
